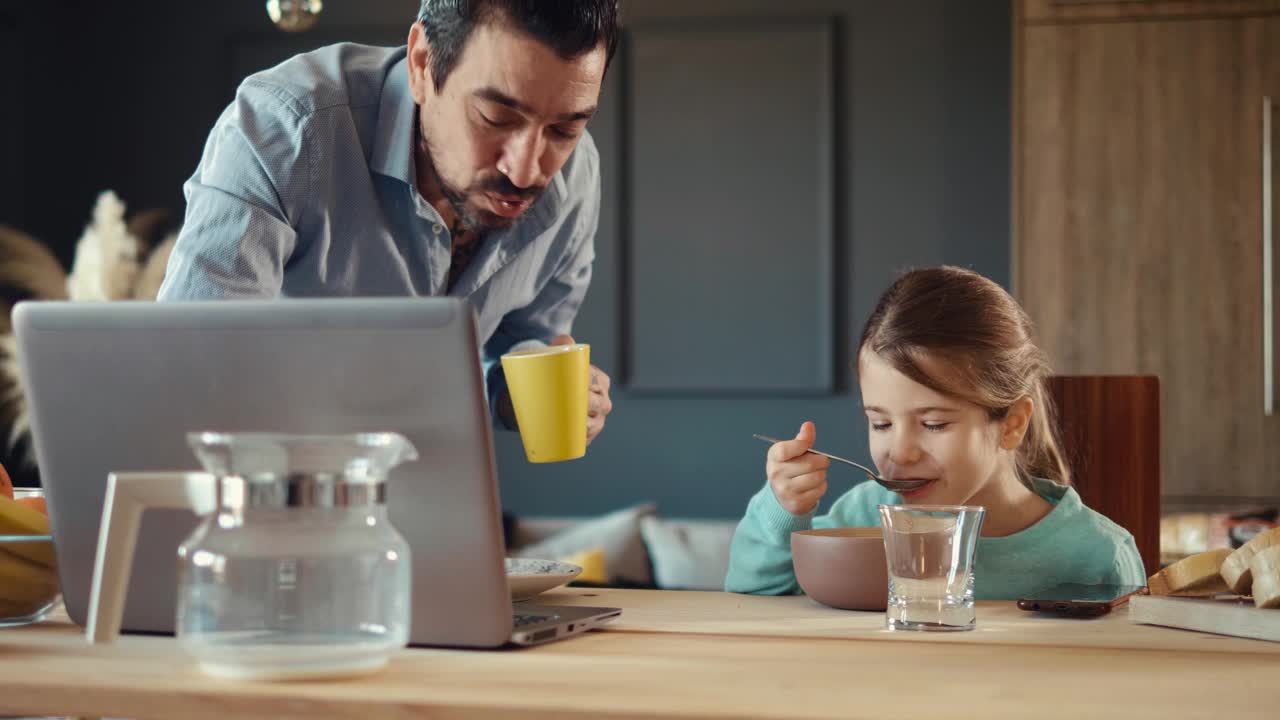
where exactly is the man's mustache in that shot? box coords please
[474,174,544,200]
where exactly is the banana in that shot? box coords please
[1251,545,1280,609]
[0,495,48,534]
[0,597,57,618]
[0,548,58,614]
[1221,527,1280,594]
[0,496,55,568]
[1147,548,1232,596]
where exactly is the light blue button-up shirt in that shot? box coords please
[157,43,601,423]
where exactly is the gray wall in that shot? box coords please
[0,0,1010,518]
[498,0,1011,520]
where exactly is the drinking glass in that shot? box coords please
[878,504,985,631]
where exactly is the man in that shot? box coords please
[158,0,616,443]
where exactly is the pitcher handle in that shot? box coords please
[86,472,217,645]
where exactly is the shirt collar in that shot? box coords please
[370,50,415,186]
[976,477,1078,546]
[1027,476,1072,506]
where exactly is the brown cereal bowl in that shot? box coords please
[791,527,888,611]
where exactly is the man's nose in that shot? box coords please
[498,127,545,190]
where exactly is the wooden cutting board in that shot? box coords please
[1130,594,1280,642]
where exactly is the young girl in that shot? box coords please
[725,266,1145,599]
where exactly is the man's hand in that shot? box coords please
[552,334,612,445]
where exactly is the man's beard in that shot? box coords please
[419,133,546,234]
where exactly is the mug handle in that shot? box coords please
[86,472,217,644]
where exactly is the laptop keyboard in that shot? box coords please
[514,612,560,627]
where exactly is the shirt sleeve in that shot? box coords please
[157,81,306,300]
[480,155,600,429]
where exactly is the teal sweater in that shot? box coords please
[725,477,1146,600]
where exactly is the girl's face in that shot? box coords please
[858,349,1025,505]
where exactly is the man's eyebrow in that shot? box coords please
[474,86,532,114]
[557,106,596,123]
[473,86,595,123]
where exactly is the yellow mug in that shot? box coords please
[500,344,590,463]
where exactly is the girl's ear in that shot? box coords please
[999,396,1034,450]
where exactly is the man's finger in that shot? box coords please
[589,367,611,392]
[588,393,610,416]
[586,415,606,443]
[551,334,576,346]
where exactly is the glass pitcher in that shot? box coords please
[87,432,417,681]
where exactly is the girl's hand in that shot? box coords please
[766,421,830,515]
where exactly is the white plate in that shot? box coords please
[505,558,583,601]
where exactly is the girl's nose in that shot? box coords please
[888,429,923,468]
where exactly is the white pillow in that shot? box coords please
[640,516,737,591]
[512,503,657,586]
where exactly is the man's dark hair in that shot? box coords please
[417,0,621,92]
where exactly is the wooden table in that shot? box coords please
[1,588,1277,719]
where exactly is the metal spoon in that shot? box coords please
[752,434,930,492]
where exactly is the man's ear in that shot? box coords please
[999,396,1034,451]
[406,23,434,105]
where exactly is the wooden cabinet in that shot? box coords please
[1262,21,1280,496]
[1014,2,1280,502]
[1022,0,1280,23]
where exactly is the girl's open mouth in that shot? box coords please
[894,479,936,500]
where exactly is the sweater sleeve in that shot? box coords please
[724,481,898,595]
[723,483,813,595]
[1108,535,1148,586]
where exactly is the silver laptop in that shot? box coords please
[14,297,620,647]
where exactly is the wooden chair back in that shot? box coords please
[1045,376,1160,576]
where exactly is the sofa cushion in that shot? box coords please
[640,516,737,591]
[511,503,657,587]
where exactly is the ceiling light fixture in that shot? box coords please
[266,0,323,32]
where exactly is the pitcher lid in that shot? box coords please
[188,432,418,482]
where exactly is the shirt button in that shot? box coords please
[432,223,444,235]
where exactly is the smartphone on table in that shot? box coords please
[1016,583,1148,617]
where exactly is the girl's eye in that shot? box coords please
[923,422,950,432]
[871,422,891,431]
[479,112,512,128]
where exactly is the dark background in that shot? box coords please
[0,0,1010,519]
